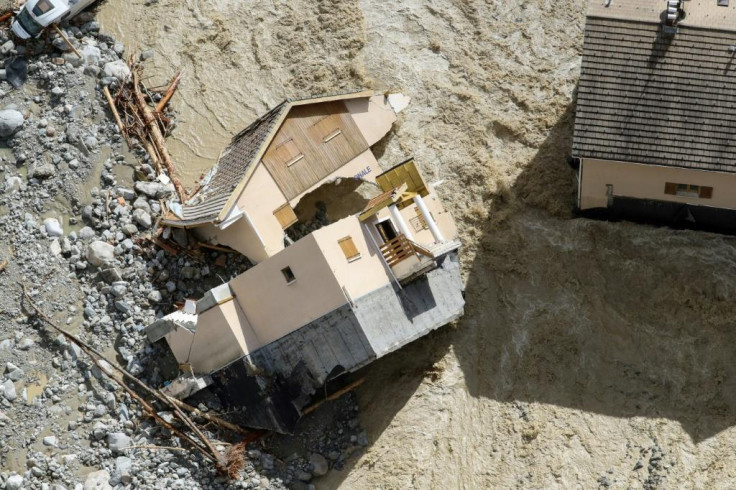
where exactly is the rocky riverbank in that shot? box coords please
[0,12,363,490]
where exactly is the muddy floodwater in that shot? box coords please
[97,0,333,187]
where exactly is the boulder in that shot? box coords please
[2,379,16,401]
[5,475,24,490]
[30,163,56,179]
[83,470,112,490]
[0,109,23,138]
[82,45,101,66]
[134,181,172,199]
[107,432,131,453]
[86,241,115,267]
[102,60,131,81]
[44,218,64,237]
[132,208,152,228]
[309,453,329,477]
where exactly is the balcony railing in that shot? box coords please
[379,234,434,267]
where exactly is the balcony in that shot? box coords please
[379,234,439,283]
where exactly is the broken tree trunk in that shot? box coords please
[131,70,187,203]
[156,71,182,113]
[17,282,252,476]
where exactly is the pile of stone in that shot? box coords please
[0,11,367,490]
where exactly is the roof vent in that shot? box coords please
[664,0,684,34]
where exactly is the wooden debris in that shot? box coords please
[51,24,81,59]
[197,241,236,254]
[302,378,366,415]
[107,58,186,203]
[0,12,12,23]
[156,71,183,113]
[18,282,257,478]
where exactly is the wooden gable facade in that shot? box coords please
[261,101,369,201]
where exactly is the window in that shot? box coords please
[664,182,713,199]
[338,236,361,262]
[273,203,298,229]
[311,115,344,144]
[32,0,55,16]
[271,139,304,167]
[281,267,296,284]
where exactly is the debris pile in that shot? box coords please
[0,9,365,490]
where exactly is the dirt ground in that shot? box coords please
[98,0,736,488]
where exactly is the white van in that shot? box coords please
[11,0,98,39]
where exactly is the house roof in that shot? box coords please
[164,90,376,227]
[573,14,736,172]
[587,0,736,32]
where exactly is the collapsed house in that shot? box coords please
[145,91,465,433]
[572,0,736,232]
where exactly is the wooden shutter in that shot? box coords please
[664,182,677,195]
[338,236,361,261]
[273,203,298,229]
[699,186,713,199]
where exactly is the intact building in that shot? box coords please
[573,0,736,231]
[145,91,465,433]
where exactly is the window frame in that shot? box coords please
[664,182,713,199]
[281,266,296,284]
[338,236,362,262]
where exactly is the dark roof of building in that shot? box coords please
[573,17,736,172]
[172,102,289,226]
[164,90,375,227]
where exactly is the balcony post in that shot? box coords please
[389,204,413,240]
[413,195,444,243]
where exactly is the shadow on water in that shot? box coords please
[322,98,736,486]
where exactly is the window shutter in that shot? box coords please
[699,186,714,199]
[338,236,361,261]
[273,203,298,229]
[664,182,677,195]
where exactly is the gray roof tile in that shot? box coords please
[573,18,736,172]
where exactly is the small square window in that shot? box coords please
[281,267,296,284]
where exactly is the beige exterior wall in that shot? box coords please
[289,149,382,208]
[164,300,264,375]
[194,215,269,264]
[313,216,393,301]
[580,158,736,210]
[345,95,398,146]
[234,164,289,258]
[229,235,347,346]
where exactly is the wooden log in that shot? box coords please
[132,70,187,203]
[102,86,132,149]
[0,12,13,23]
[52,24,81,59]
[19,283,223,470]
[302,378,366,415]
[156,71,182,113]
[143,137,163,175]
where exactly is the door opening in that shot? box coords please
[376,220,398,242]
